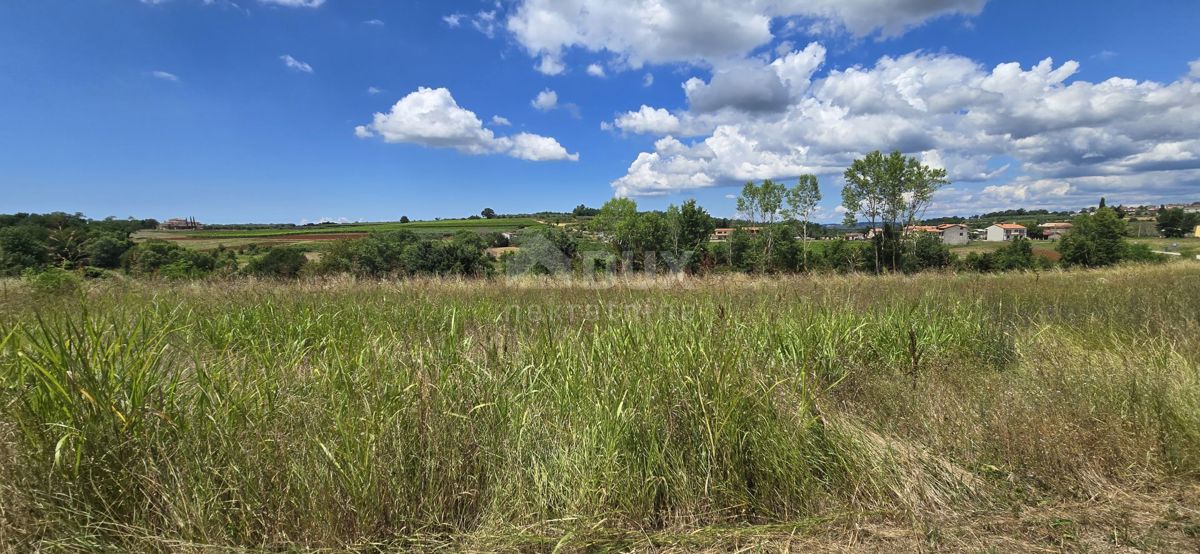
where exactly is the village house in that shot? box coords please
[985,223,1027,241]
[1040,222,1073,240]
[905,224,970,246]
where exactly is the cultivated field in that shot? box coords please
[134,217,543,250]
[2,265,1199,551]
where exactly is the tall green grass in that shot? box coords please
[1,265,1198,550]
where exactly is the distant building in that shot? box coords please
[1194,224,1200,239]
[709,227,761,242]
[985,223,1027,241]
[158,217,203,230]
[1040,222,1073,240]
[906,224,970,245]
[844,232,867,241]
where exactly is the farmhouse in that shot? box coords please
[1040,222,1073,240]
[985,223,1027,241]
[709,227,761,242]
[158,217,203,230]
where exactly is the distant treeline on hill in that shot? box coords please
[923,208,1074,226]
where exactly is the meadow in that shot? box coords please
[2,264,1199,551]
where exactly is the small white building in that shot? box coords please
[985,223,1028,241]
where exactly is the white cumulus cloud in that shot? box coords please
[355,87,578,162]
[505,0,986,73]
[609,47,1200,208]
[531,89,558,111]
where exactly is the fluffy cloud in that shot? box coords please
[506,0,985,72]
[587,63,606,78]
[280,54,312,73]
[530,88,581,118]
[607,105,681,135]
[491,115,512,126]
[355,87,578,162]
[531,89,558,110]
[610,48,1200,207]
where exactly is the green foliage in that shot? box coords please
[842,151,949,273]
[122,241,217,278]
[21,266,82,295]
[1156,207,1199,238]
[480,207,497,219]
[1058,207,1130,268]
[572,204,600,217]
[314,230,490,277]
[244,247,308,279]
[909,232,952,271]
[0,226,50,276]
[84,235,131,269]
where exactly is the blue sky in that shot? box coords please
[1,0,1198,223]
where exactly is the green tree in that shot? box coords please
[736,180,787,272]
[399,216,410,224]
[842,152,888,273]
[84,235,131,269]
[783,174,821,270]
[665,199,715,273]
[910,232,952,271]
[843,151,947,273]
[0,226,50,276]
[591,198,640,269]
[481,208,497,219]
[1156,207,1197,238]
[1058,207,1128,268]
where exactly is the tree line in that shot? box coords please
[1,151,1184,286]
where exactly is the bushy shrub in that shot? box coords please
[244,247,307,279]
[1058,207,1127,268]
[21,266,81,295]
[313,230,490,278]
[0,226,50,276]
[122,241,217,278]
[84,234,131,268]
[909,233,952,271]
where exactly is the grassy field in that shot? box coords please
[2,266,1199,550]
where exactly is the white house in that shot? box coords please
[907,224,970,245]
[985,223,1028,241]
[935,224,970,245]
